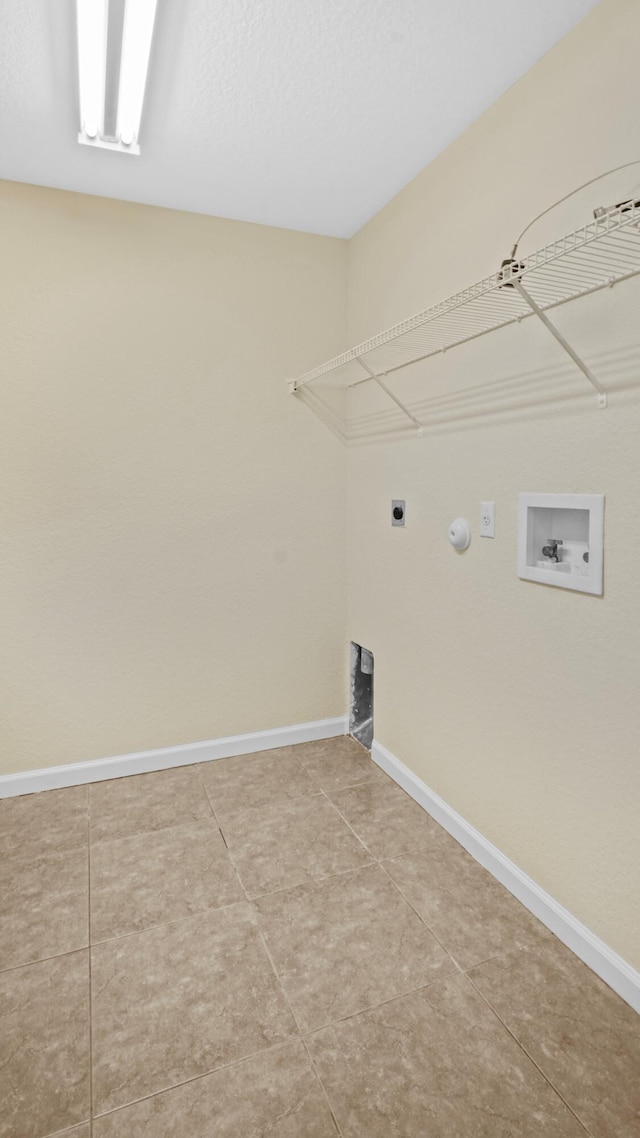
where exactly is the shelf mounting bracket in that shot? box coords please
[357,358,424,434]
[514,282,608,408]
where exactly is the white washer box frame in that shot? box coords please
[517,492,604,596]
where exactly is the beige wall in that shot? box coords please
[2,0,638,971]
[0,182,348,774]
[347,0,640,968]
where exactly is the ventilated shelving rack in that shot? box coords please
[289,201,640,434]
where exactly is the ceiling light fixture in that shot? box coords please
[76,0,158,155]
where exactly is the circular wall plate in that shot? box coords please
[447,517,471,551]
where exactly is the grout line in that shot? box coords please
[464,972,595,1137]
[213,791,326,834]
[212,779,393,830]
[376,859,461,971]
[195,769,219,825]
[347,736,371,755]
[304,769,390,795]
[88,818,221,849]
[197,776,378,905]
[319,789,377,858]
[88,814,225,851]
[2,858,419,975]
[84,760,390,951]
[249,898,343,1136]
[194,760,322,824]
[253,918,303,1033]
[87,978,450,1128]
[44,1122,93,1136]
[197,775,251,903]
[324,791,447,887]
[245,889,350,1133]
[0,854,408,974]
[300,1036,344,1137]
[298,976,450,1039]
[89,897,249,949]
[88,765,220,848]
[89,1038,306,1123]
[324,788,464,970]
[244,861,377,903]
[461,950,511,972]
[0,942,92,976]
[316,774,379,791]
[371,838,444,860]
[321,790,462,968]
[321,788,423,861]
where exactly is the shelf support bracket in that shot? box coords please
[514,282,608,408]
[357,358,424,434]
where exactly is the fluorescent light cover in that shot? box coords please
[116,0,159,148]
[76,0,108,139]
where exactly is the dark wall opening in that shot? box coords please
[350,642,373,750]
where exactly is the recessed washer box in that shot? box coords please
[517,493,604,596]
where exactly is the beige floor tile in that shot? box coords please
[291,736,386,792]
[383,831,551,969]
[91,902,297,1114]
[0,786,88,861]
[0,849,88,971]
[255,863,455,1032]
[197,749,316,820]
[5,741,636,1138]
[0,951,90,1138]
[89,766,212,843]
[220,794,372,898]
[469,938,640,1138]
[329,779,437,858]
[90,820,243,941]
[307,974,587,1137]
[93,1041,337,1136]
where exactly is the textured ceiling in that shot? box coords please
[0,0,600,237]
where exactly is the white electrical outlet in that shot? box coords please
[480,501,495,538]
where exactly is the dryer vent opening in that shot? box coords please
[350,642,373,750]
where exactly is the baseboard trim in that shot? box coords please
[0,716,348,799]
[372,739,640,1015]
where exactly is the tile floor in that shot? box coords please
[1,736,638,1137]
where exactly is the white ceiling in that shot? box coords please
[0,0,600,238]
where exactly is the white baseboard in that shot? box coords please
[372,739,640,1016]
[0,716,348,799]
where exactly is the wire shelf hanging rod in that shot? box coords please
[357,358,424,433]
[514,282,607,407]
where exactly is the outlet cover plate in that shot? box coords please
[480,501,495,538]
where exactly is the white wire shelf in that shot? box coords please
[289,201,640,427]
